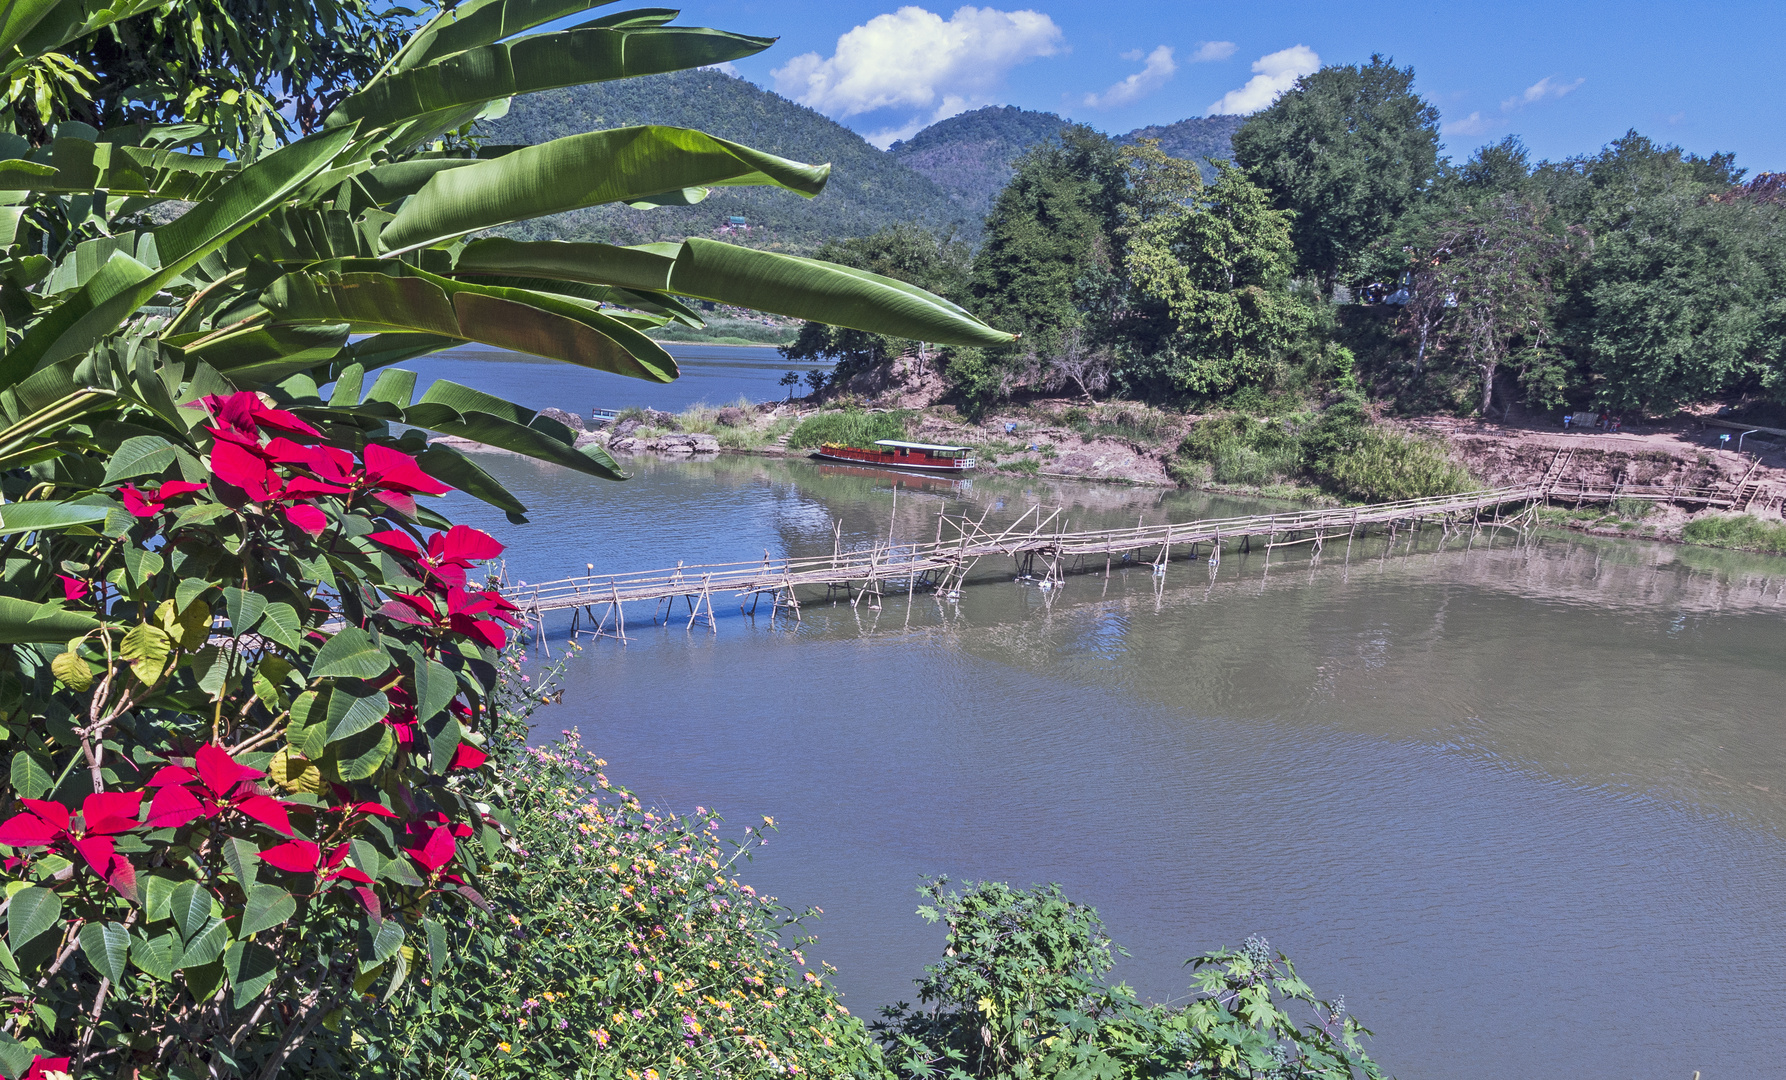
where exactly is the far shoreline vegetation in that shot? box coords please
[585,53,1785,560]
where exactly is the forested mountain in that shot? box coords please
[480,70,974,252]
[888,106,1071,219]
[1118,115,1248,168]
[887,109,1247,221]
[481,75,1243,251]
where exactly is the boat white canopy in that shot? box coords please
[873,440,974,452]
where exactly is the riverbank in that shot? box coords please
[436,363,1786,553]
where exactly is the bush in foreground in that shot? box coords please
[877,879,1385,1080]
[353,650,884,1079]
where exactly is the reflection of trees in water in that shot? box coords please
[790,531,1786,835]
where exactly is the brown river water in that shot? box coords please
[435,439,1783,1080]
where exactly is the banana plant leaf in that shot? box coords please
[175,323,352,381]
[454,237,1017,346]
[0,387,118,468]
[0,137,236,199]
[327,26,773,134]
[403,379,624,482]
[261,263,676,381]
[385,0,618,74]
[414,442,534,521]
[377,126,829,254]
[2,0,163,74]
[0,499,110,535]
[0,125,359,386]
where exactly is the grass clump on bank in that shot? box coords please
[787,408,912,449]
[1173,396,1473,503]
[1682,514,1786,554]
[1060,404,1181,444]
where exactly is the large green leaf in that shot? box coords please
[0,136,236,199]
[309,625,394,681]
[328,26,772,133]
[405,379,624,481]
[0,124,360,387]
[385,0,616,74]
[0,596,102,644]
[262,265,675,381]
[378,126,829,254]
[178,323,350,382]
[0,499,110,535]
[238,884,296,938]
[2,0,163,73]
[7,886,60,952]
[455,237,1018,346]
[0,387,119,468]
[79,921,131,985]
[337,333,461,377]
[0,0,69,56]
[415,442,533,520]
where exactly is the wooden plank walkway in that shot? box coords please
[499,456,1771,641]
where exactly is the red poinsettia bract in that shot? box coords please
[0,791,145,897]
[367,524,504,588]
[119,480,208,518]
[144,745,299,836]
[22,1055,71,1080]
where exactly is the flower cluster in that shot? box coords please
[197,390,450,535]
[370,525,523,649]
[0,386,522,1068]
[363,728,884,1079]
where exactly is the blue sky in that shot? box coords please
[661,1,1785,171]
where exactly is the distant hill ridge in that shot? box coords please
[890,106,1246,221]
[481,75,1244,251]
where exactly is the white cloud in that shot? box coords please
[772,5,1063,142]
[1442,111,1502,136]
[1206,44,1319,115]
[701,61,740,77]
[1442,74,1583,141]
[1503,75,1584,111]
[1189,40,1236,63]
[1083,45,1176,109]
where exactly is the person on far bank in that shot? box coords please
[1597,410,1610,430]
[1562,412,1574,431]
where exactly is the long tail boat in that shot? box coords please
[810,439,977,473]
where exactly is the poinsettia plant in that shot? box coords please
[0,0,1015,1073]
[0,389,522,1075]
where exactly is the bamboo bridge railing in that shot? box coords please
[497,446,1779,642]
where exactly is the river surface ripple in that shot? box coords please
[440,447,1785,1080]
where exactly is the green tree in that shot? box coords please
[1544,132,1782,412]
[1122,160,1313,396]
[876,879,1386,1080]
[4,0,414,154]
[968,125,1126,357]
[1395,195,1574,414]
[1232,54,1441,289]
[780,222,974,377]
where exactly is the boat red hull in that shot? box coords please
[809,447,975,472]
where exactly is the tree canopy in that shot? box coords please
[1232,55,1441,289]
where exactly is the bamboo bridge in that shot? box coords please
[500,448,1774,642]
